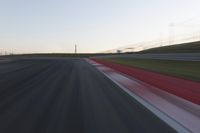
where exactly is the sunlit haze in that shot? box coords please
[1,0,200,53]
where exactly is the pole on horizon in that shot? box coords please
[159,32,163,47]
[75,44,77,54]
[169,23,175,45]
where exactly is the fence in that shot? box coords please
[102,30,200,53]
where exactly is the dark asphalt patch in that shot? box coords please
[0,58,176,133]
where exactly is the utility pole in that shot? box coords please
[75,44,77,54]
[159,32,163,47]
[169,23,175,45]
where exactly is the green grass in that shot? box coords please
[102,58,200,82]
[140,41,200,53]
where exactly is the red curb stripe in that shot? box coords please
[92,59,200,105]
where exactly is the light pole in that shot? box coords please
[169,23,175,45]
[75,44,77,54]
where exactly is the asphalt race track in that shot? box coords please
[0,58,176,133]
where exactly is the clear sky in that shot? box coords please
[1,0,200,53]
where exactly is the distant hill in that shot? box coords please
[140,41,200,53]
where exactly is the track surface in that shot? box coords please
[0,58,176,133]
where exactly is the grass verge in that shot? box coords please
[101,58,200,82]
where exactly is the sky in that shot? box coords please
[0,0,200,53]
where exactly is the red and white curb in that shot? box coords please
[86,59,200,133]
